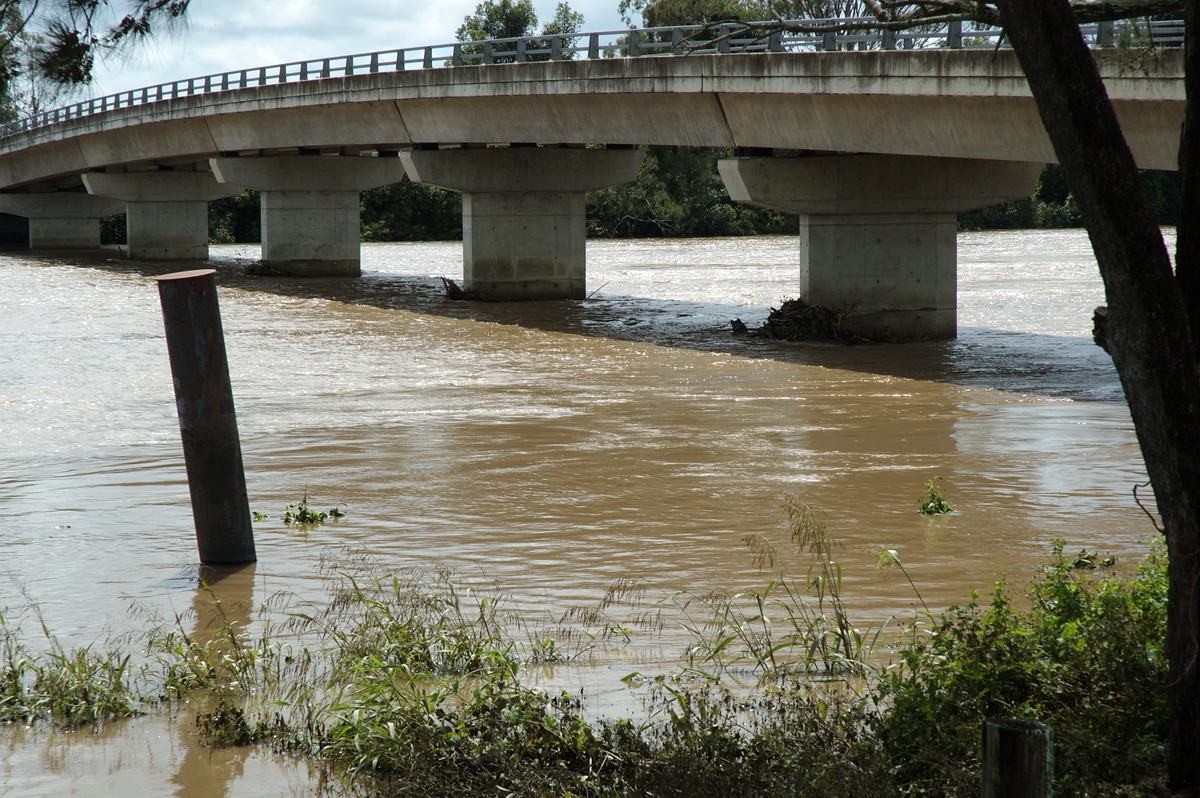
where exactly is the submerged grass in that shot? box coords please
[0,499,1172,796]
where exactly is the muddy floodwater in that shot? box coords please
[0,230,1157,795]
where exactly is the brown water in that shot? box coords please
[0,230,1156,795]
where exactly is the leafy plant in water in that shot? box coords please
[918,477,953,515]
[282,493,345,526]
[196,700,276,747]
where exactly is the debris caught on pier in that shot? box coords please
[732,298,867,344]
[1092,305,1110,353]
[440,277,492,301]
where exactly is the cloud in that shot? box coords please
[87,0,628,96]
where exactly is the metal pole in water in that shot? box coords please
[156,269,256,564]
[982,718,1054,797]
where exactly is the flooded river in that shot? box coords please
[0,230,1156,794]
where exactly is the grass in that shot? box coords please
[0,499,1171,796]
[196,700,277,747]
[0,630,141,728]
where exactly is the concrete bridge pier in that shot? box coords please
[719,154,1043,340]
[0,192,125,249]
[402,147,645,300]
[211,155,408,277]
[83,171,242,260]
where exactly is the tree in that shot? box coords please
[455,0,584,62]
[0,0,189,107]
[360,179,462,242]
[940,9,1200,791]
[455,0,583,45]
[1,26,73,123]
[619,0,755,28]
[541,2,585,38]
[457,0,540,41]
[738,0,1200,791]
[208,190,261,244]
[588,146,791,236]
[619,0,869,28]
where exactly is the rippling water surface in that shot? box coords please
[0,230,1157,795]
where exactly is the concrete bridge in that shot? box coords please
[0,20,1185,338]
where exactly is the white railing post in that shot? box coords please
[718,24,731,53]
[948,20,963,48]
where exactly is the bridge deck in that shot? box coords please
[0,48,1184,192]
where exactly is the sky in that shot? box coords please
[86,0,631,97]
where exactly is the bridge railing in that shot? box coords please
[0,17,1183,141]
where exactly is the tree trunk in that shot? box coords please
[995,1,1200,793]
[1178,0,1200,354]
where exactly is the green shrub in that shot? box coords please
[0,534,1170,796]
[872,540,1168,796]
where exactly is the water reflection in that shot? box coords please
[170,565,256,798]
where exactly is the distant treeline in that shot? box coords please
[115,153,1175,247]
[958,162,1179,231]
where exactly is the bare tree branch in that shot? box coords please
[685,0,1182,46]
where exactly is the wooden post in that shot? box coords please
[982,718,1053,797]
[156,269,256,564]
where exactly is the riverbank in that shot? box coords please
[0,530,1168,796]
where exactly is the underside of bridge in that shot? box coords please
[210,155,408,277]
[0,146,1043,341]
[401,147,645,300]
[83,170,243,260]
[0,192,124,249]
